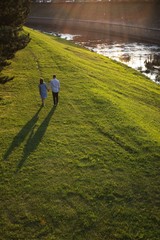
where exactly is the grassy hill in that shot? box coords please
[0,27,160,240]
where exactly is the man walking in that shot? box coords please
[50,75,60,106]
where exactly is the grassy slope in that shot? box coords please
[0,27,160,240]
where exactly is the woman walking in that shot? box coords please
[39,78,49,107]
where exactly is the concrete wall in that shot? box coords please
[28,2,160,28]
[26,2,160,44]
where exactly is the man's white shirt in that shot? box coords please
[50,79,60,93]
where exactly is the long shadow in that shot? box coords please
[3,106,42,161]
[16,106,56,173]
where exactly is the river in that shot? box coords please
[40,27,160,83]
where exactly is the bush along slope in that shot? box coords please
[0,27,160,240]
[0,0,31,84]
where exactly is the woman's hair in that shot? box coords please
[40,78,44,84]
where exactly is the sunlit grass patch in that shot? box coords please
[0,27,160,240]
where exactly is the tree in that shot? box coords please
[0,0,31,84]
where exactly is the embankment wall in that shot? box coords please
[26,2,160,44]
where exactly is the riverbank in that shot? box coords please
[1,27,160,240]
[25,24,160,83]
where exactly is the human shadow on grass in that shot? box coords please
[3,106,43,161]
[15,106,56,173]
[3,106,55,172]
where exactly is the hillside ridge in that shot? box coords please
[0,27,160,240]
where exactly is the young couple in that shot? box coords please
[39,75,60,107]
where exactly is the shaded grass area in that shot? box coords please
[0,28,160,240]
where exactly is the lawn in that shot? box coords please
[0,27,160,240]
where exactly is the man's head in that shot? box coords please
[53,75,56,78]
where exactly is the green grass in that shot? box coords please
[0,27,160,240]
